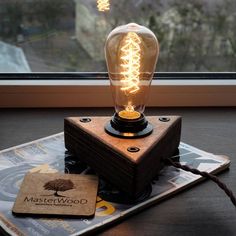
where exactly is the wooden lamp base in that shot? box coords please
[64,116,181,198]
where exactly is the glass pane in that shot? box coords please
[0,0,235,73]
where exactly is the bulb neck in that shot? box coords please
[105,113,153,138]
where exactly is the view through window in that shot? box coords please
[0,0,235,73]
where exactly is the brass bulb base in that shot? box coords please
[105,113,153,138]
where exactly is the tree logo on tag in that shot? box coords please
[43,179,74,197]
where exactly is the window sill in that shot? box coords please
[0,73,235,107]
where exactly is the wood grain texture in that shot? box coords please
[1,108,236,236]
[65,116,181,163]
[12,173,98,217]
[64,116,181,197]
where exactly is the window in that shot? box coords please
[0,1,235,107]
[0,0,235,73]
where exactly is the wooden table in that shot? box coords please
[0,108,236,236]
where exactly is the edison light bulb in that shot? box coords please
[97,0,110,12]
[105,23,159,138]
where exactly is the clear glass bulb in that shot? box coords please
[105,23,159,120]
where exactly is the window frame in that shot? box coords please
[0,72,236,107]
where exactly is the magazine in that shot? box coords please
[0,133,230,236]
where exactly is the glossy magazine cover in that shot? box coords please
[0,133,230,236]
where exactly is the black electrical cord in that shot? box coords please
[166,157,236,207]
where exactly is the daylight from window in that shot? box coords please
[0,0,235,73]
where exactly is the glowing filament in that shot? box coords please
[97,0,110,12]
[120,32,141,95]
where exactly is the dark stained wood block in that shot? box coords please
[64,116,181,198]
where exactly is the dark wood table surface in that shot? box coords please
[0,108,236,236]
